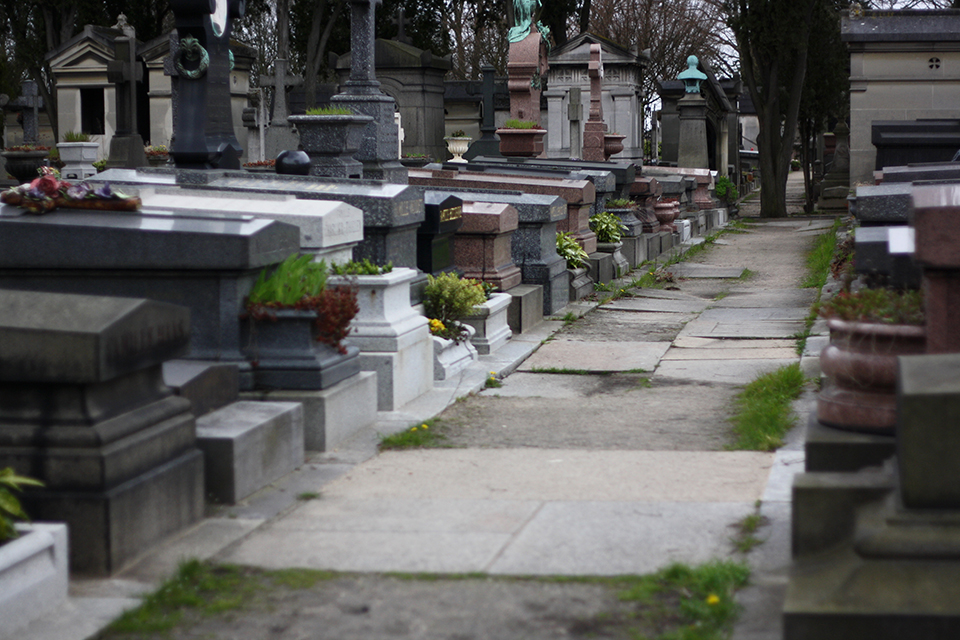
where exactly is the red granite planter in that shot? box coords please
[497,128,547,157]
[817,318,926,434]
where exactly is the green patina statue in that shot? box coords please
[678,55,708,94]
[508,0,539,42]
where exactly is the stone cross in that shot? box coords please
[331,0,406,182]
[19,80,41,145]
[394,8,412,45]
[259,59,301,126]
[581,44,606,162]
[462,66,502,161]
[107,34,142,137]
[169,0,245,170]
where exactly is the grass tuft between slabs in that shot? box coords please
[728,363,807,451]
[379,419,447,450]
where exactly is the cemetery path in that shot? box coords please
[46,184,825,640]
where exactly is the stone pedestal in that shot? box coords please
[569,266,593,301]
[462,292,512,354]
[507,32,548,123]
[328,268,433,411]
[0,290,203,575]
[677,94,709,169]
[453,201,523,291]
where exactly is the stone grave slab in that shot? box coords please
[196,401,304,504]
[137,188,364,264]
[851,183,912,226]
[0,289,203,575]
[709,290,817,308]
[672,336,797,350]
[665,263,746,279]
[519,339,669,372]
[678,307,807,340]
[654,358,798,385]
[603,296,710,314]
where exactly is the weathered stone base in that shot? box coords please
[569,267,594,301]
[196,401,305,504]
[805,414,896,473]
[506,284,544,334]
[357,333,434,412]
[163,360,239,418]
[588,251,614,284]
[620,236,647,268]
[521,259,569,316]
[241,371,378,451]
[23,450,205,575]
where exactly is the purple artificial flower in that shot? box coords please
[94,182,114,199]
[66,183,92,200]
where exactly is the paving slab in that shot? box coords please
[562,309,696,342]
[625,288,712,301]
[520,340,670,372]
[602,296,711,314]
[666,264,746,279]
[673,336,797,350]
[314,450,774,502]
[679,307,807,340]
[711,289,817,308]
[488,501,757,576]
[662,346,797,361]
[654,358,798,385]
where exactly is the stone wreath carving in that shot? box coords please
[175,36,210,80]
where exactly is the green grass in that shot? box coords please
[484,372,503,389]
[379,419,445,450]
[728,363,808,451]
[737,268,755,281]
[105,560,750,640]
[794,218,843,354]
[562,311,579,326]
[730,502,767,554]
[529,366,590,375]
[296,492,320,500]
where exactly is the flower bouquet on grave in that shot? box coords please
[1,166,141,214]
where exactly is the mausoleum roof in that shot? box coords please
[843,9,960,43]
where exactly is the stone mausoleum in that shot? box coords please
[544,33,649,162]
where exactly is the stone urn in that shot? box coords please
[241,309,360,391]
[817,318,926,434]
[497,128,547,158]
[289,114,374,179]
[605,205,644,237]
[603,133,626,159]
[654,199,680,232]
[1,150,49,184]
[444,136,472,163]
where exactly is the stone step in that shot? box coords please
[195,401,305,504]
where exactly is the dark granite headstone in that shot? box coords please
[463,66,503,161]
[851,183,912,226]
[854,225,921,289]
[419,192,464,274]
[169,0,245,169]
[0,289,203,574]
[106,19,147,169]
[880,162,960,183]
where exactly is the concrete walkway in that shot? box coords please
[21,172,827,640]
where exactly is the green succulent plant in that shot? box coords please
[556,231,589,269]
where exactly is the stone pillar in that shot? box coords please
[332,0,407,183]
[543,89,566,157]
[676,93,709,169]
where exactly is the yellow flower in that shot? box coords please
[410,426,418,432]
[421,424,429,430]
[706,594,720,606]
[489,371,496,376]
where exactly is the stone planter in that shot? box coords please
[444,136,472,163]
[147,154,170,167]
[603,133,626,159]
[817,318,926,434]
[57,141,98,165]
[461,292,513,354]
[605,206,645,237]
[328,268,434,411]
[595,241,629,279]
[568,266,593,301]
[400,156,433,168]
[241,308,360,391]
[433,323,478,380]
[496,128,547,158]
[0,523,69,636]
[1,150,49,184]
[289,114,374,178]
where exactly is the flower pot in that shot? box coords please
[0,523,68,635]
[289,114,374,178]
[57,141,98,165]
[817,318,926,434]
[433,323,478,380]
[242,309,360,390]
[401,156,433,168]
[603,133,626,159]
[605,206,644,237]
[2,150,49,184]
[444,136,472,163]
[147,154,170,167]
[595,241,629,279]
[496,128,547,158]
[461,292,513,354]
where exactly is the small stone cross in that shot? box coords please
[18,81,41,145]
[259,59,302,126]
[107,32,142,136]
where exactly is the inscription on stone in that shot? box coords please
[440,206,463,223]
